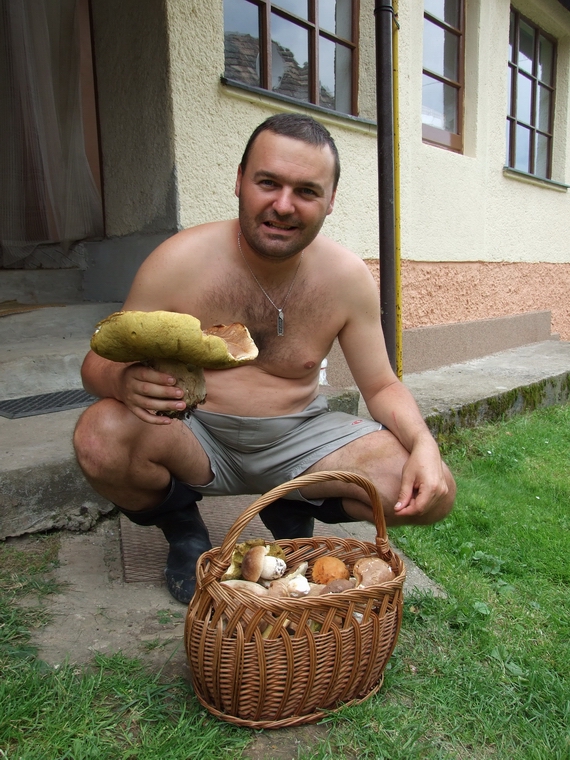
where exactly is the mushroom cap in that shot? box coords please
[90,310,258,368]
[311,556,350,585]
[241,545,269,582]
[318,578,356,595]
[353,557,395,587]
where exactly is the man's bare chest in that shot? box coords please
[178,275,341,374]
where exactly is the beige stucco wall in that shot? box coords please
[164,0,381,258]
[399,0,570,265]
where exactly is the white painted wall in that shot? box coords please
[399,0,570,264]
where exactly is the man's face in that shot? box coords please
[235,130,337,261]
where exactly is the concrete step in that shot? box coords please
[0,303,121,399]
[2,316,570,542]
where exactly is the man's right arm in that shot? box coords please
[81,351,187,425]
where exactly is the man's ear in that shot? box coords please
[326,188,337,215]
[235,165,243,197]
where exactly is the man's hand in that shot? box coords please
[117,363,187,424]
[393,436,451,520]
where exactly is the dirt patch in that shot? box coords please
[27,517,352,758]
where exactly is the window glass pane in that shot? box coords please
[319,0,352,39]
[423,18,459,80]
[535,132,549,178]
[424,0,460,28]
[518,20,535,74]
[506,119,512,165]
[515,123,531,171]
[538,36,554,85]
[273,0,308,19]
[516,72,532,124]
[422,74,458,132]
[271,13,309,101]
[508,11,515,62]
[538,85,551,132]
[507,66,514,116]
[224,0,260,87]
[319,36,351,112]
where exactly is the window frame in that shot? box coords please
[422,1,465,153]
[506,8,557,180]
[223,0,360,117]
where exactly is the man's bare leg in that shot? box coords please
[258,429,455,539]
[73,399,215,604]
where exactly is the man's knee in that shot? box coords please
[73,398,128,479]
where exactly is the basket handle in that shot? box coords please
[210,470,387,576]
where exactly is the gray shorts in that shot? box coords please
[184,395,383,501]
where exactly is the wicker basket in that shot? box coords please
[184,471,405,729]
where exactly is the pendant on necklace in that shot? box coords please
[277,309,284,337]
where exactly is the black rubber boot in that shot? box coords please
[259,497,358,540]
[116,478,211,604]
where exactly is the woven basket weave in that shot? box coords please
[184,470,405,729]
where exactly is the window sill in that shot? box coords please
[220,77,376,133]
[503,167,569,192]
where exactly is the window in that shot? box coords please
[422,0,464,152]
[506,9,556,179]
[223,0,359,116]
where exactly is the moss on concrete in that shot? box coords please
[425,372,570,442]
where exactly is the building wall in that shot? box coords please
[399,0,570,266]
[164,0,381,259]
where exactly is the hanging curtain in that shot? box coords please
[0,0,103,266]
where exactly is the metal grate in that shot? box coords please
[0,389,96,419]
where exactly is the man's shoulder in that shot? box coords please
[312,234,375,279]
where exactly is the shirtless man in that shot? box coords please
[74,113,455,603]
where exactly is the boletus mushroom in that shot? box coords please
[353,557,395,587]
[90,310,258,418]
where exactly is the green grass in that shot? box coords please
[2,405,570,759]
[299,404,570,759]
[0,537,249,760]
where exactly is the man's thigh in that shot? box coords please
[298,429,409,511]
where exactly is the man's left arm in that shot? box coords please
[337,269,451,519]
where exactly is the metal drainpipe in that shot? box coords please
[374,0,401,377]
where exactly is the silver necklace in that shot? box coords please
[237,231,303,336]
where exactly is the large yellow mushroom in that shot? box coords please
[90,310,259,417]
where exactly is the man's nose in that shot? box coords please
[272,188,295,216]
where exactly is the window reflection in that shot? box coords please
[518,21,534,74]
[423,18,459,81]
[319,0,352,38]
[515,123,531,172]
[516,72,532,125]
[424,0,460,27]
[319,37,351,113]
[538,36,553,84]
[273,0,307,19]
[223,0,260,87]
[422,75,457,132]
[271,12,309,101]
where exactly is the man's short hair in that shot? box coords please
[240,113,341,189]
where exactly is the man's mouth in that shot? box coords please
[263,221,297,231]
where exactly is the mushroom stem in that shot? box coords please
[149,358,206,418]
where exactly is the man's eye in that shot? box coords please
[260,179,275,187]
[300,188,316,196]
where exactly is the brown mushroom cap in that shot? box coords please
[311,556,350,585]
[90,310,258,368]
[241,545,268,582]
[353,557,395,587]
[319,578,356,595]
